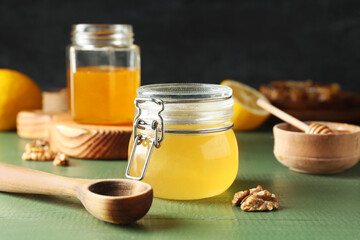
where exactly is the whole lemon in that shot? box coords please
[0,69,42,130]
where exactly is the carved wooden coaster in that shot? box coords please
[16,111,64,140]
[17,110,132,160]
[49,116,132,160]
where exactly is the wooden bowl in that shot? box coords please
[273,122,360,174]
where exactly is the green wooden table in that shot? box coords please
[0,131,359,240]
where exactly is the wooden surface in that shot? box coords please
[49,116,132,159]
[0,131,359,239]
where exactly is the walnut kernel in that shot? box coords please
[232,190,249,206]
[22,140,55,161]
[249,185,263,195]
[53,153,70,166]
[232,185,279,212]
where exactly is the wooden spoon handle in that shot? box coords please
[0,162,84,197]
[257,99,309,132]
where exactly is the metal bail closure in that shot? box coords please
[126,98,165,180]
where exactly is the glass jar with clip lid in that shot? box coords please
[126,83,238,200]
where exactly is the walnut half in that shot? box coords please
[22,140,55,161]
[232,185,279,212]
[53,153,70,166]
[22,140,70,167]
[232,190,249,206]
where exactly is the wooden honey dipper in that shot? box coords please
[257,99,334,134]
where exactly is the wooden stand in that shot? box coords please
[16,111,63,140]
[49,116,132,159]
[17,110,132,160]
[17,88,68,139]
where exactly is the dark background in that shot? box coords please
[1,0,359,92]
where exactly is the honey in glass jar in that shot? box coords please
[67,24,140,125]
[126,83,239,200]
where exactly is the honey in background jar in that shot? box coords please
[67,24,140,125]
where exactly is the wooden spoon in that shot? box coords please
[0,162,153,224]
[257,99,333,134]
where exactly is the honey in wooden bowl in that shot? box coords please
[273,121,360,174]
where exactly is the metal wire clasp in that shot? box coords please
[125,98,165,180]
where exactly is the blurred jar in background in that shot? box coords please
[67,24,140,125]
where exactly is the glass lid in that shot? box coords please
[137,83,232,103]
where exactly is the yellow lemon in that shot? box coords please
[221,79,270,131]
[0,69,42,130]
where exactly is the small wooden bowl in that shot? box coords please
[273,121,360,174]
